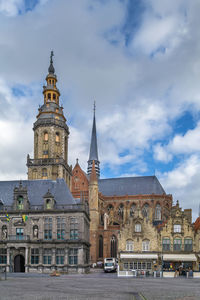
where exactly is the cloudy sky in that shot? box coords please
[0,0,200,220]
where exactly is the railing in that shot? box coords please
[0,203,89,215]
[8,235,30,241]
[27,157,72,172]
[33,118,68,131]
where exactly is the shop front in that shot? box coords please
[119,253,158,275]
[162,254,197,277]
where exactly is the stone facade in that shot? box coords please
[0,180,90,273]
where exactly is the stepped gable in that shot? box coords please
[98,175,165,196]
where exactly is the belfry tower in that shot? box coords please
[87,103,100,178]
[27,52,72,188]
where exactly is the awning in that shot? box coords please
[120,253,158,259]
[163,254,197,262]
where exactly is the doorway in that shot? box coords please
[14,255,25,272]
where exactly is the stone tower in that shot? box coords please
[27,51,72,188]
[87,103,100,178]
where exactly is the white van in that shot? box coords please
[104,258,117,272]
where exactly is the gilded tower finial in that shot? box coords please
[48,50,55,74]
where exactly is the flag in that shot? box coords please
[22,215,28,222]
[5,214,10,222]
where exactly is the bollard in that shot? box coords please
[154,271,156,278]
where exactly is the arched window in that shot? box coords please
[32,169,37,180]
[35,133,38,158]
[17,195,24,210]
[184,238,193,251]
[46,199,51,209]
[99,235,103,258]
[33,225,39,239]
[118,204,124,219]
[130,203,136,217]
[155,204,161,220]
[44,132,48,142]
[135,223,141,232]
[64,136,67,161]
[142,240,150,251]
[2,225,7,240]
[47,93,51,100]
[142,203,149,218]
[53,93,56,100]
[55,132,60,143]
[42,168,48,179]
[126,240,133,251]
[110,235,117,258]
[107,204,113,213]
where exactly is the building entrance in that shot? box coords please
[14,255,25,272]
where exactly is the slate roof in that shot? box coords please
[98,176,166,196]
[88,113,99,162]
[0,179,75,206]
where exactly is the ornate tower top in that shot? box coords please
[48,51,55,74]
[87,102,100,178]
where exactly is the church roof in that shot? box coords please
[0,178,75,206]
[98,176,166,196]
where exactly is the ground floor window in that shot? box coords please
[43,249,52,264]
[31,248,39,264]
[123,261,152,270]
[69,248,78,265]
[56,249,64,264]
[163,261,193,271]
[0,248,7,264]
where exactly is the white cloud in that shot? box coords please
[0,0,23,16]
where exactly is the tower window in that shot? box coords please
[49,80,51,84]
[47,93,51,100]
[44,132,48,142]
[53,93,56,100]
[42,168,48,179]
[55,132,60,143]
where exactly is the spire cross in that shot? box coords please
[50,51,54,64]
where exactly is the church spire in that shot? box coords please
[48,51,55,74]
[87,102,100,178]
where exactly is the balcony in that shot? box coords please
[27,157,72,173]
[8,235,30,241]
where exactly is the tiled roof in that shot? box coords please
[98,176,166,196]
[0,178,75,206]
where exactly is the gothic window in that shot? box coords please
[56,249,64,264]
[99,235,103,258]
[32,169,37,180]
[31,249,39,264]
[43,248,52,264]
[70,218,78,240]
[35,133,38,158]
[33,225,38,239]
[118,204,124,219]
[42,168,48,179]
[184,238,193,251]
[110,235,117,258]
[155,204,161,220]
[135,223,141,232]
[130,203,136,217]
[2,225,7,240]
[17,195,24,210]
[174,238,182,251]
[162,238,170,251]
[0,248,7,264]
[44,217,52,240]
[174,224,181,233]
[107,204,113,213]
[55,132,60,143]
[142,203,149,218]
[142,240,150,251]
[64,136,67,161]
[57,217,65,240]
[126,240,133,251]
[69,248,78,265]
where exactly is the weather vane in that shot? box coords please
[50,50,54,64]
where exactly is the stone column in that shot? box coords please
[64,248,68,265]
[25,247,29,273]
[6,247,10,273]
[52,247,56,270]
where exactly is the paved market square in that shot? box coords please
[0,271,200,300]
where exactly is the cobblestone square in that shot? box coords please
[0,272,200,300]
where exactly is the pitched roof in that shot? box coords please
[0,179,75,206]
[98,176,166,196]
